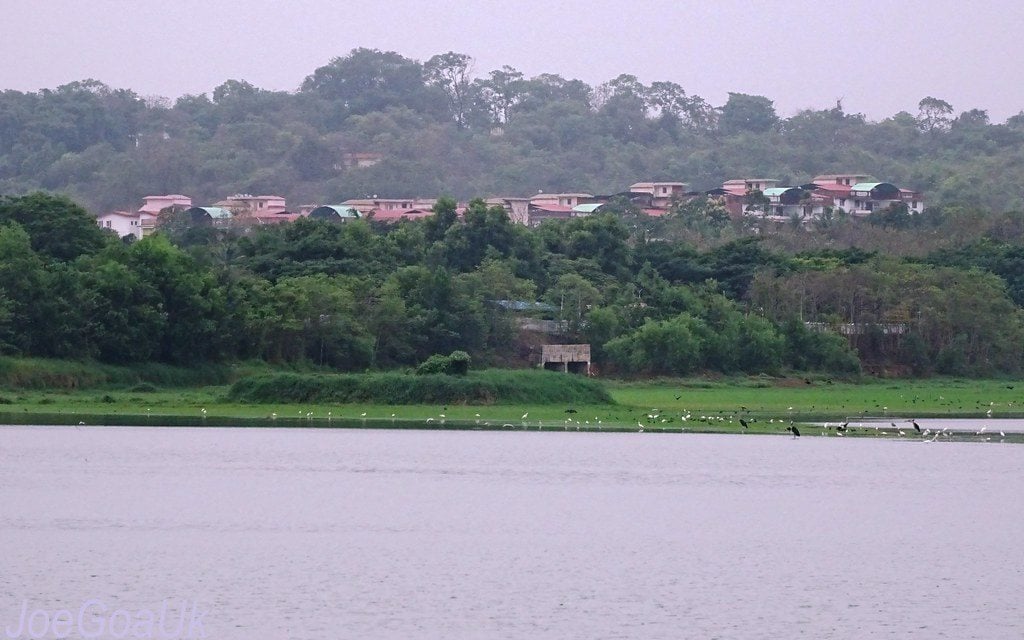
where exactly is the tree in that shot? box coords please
[0,192,108,261]
[516,73,592,111]
[424,196,459,244]
[479,65,525,124]
[124,235,228,364]
[719,93,778,134]
[300,48,440,121]
[424,52,474,128]
[917,96,954,132]
[595,76,653,142]
[262,275,373,368]
[546,273,601,336]
[605,315,704,375]
[0,224,46,354]
[455,259,535,353]
[77,256,164,362]
[441,199,515,271]
[647,81,687,119]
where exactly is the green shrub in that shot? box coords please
[0,357,233,390]
[416,354,452,375]
[415,351,473,376]
[228,369,613,405]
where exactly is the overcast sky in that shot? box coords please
[3,0,1022,122]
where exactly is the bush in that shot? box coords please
[228,369,613,405]
[416,354,452,375]
[0,357,233,390]
[415,351,472,376]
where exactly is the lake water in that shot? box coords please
[1,426,1021,639]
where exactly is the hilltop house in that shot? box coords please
[96,194,193,239]
[368,207,436,223]
[834,182,924,216]
[215,194,287,215]
[712,178,782,217]
[139,194,192,215]
[341,197,437,217]
[485,197,531,225]
[101,171,928,235]
[812,173,873,187]
[96,210,148,240]
[628,182,689,208]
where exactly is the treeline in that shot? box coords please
[3,192,1024,377]
[2,49,1024,214]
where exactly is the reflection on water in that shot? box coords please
[1,426,1022,639]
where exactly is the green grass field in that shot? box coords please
[2,376,1023,435]
[609,376,1024,418]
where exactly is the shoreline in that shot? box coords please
[3,411,1021,443]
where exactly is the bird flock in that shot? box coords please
[243,393,1019,443]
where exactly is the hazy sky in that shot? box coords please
[4,0,1023,122]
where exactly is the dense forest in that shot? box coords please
[2,48,1024,213]
[3,48,1024,378]
[2,188,1024,378]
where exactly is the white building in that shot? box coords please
[95,210,152,240]
[836,182,924,216]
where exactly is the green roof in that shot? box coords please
[191,206,232,219]
[311,205,360,218]
[572,203,604,213]
[850,182,886,191]
[762,187,797,197]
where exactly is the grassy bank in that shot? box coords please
[610,376,1024,418]
[2,369,1023,439]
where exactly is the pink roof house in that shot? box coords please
[139,194,192,214]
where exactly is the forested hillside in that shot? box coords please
[3,49,1024,378]
[2,48,1023,213]
[3,190,1024,378]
